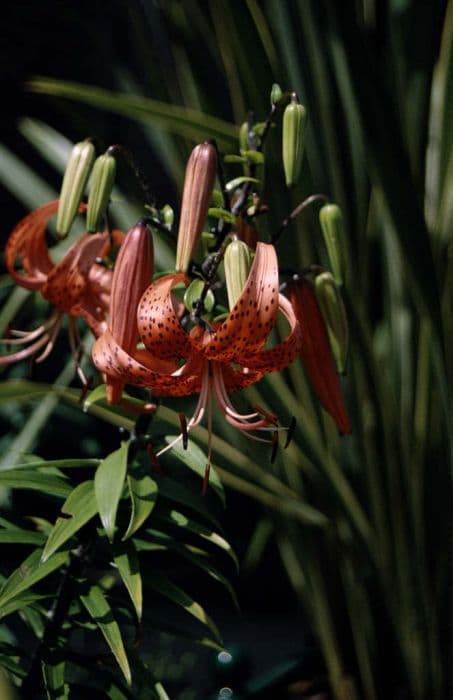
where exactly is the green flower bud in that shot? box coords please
[239,122,249,153]
[319,203,346,286]
[270,83,283,105]
[176,142,217,273]
[161,204,174,229]
[183,278,215,314]
[224,239,253,309]
[86,151,116,233]
[282,94,307,188]
[315,272,349,374]
[57,139,95,238]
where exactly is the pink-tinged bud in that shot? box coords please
[106,221,154,403]
[176,142,217,273]
[287,277,351,434]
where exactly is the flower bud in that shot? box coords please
[224,239,253,309]
[107,221,154,403]
[86,150,117,233]
[239,122,249,153]
[161,204,174,229]
[282,94,307,187]
[315,272,349,374]
[287,277,351,434]
[57,139,95,238]
[183,278,215,314]
[270,83,283,106]
[319,203,346,286]
[176,142,217,273]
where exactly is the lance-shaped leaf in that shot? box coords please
[123,465,158,540]
[112,541,142,621]
[42,658,69,700]
[95,441,130,542]
[0,549,69,616]
[80,584,131,685]
[41,481,98,562]
[0,470,71,499]
[145,570,222,644]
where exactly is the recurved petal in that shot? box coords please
[241,293,302,373]
[221,364,264,393]
[5,200,57,289]
[137,273,193,360]
[204,242,279,362]
[92,328,177,388]
[42,231,109,312]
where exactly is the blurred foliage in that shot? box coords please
[0,0,452,698]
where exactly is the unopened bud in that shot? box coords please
[57,139,95,237]
[161,204,174,229]
[239,122,249,153]
[86,151,117,233]
[224,239,253,309]
[271,83,283,106]
[282,94,307,187]
[183,278,215,314]
[315,272,349,374]
[176,142,217,273]
[106,221,154,403]
[319,204,346,286]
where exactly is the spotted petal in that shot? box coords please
[42,232,109,312]
[137,273,193,360]
[204,242,279,362]
[240,293,302,373]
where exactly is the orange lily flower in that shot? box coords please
[1,200,117,374]
[93,242,302,479]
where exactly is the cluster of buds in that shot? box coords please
[2,85,351,490]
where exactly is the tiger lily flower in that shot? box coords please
[93,241,302,484]
[1,199,117,375]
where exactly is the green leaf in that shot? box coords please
[155,510,238,569]
[27,77,238,150]
[224,154,248,163]
[162,438,225,504]
[0,591,49,619]
[42,659,69,700]
[1,459,100,471]
[145,571,222,644]
[0,470,71,499]
[95,442,130,542]
[41,481,98,562]
[0,527,45,546]
[0,549,69,616]
[158,477,222,529]
[141,529,238,608]
[113,541,143,621]
[80,584,131,685]
[225,176,259,192]
[241,150,265,164]
[123,466,158,540]
[207,207,237,225]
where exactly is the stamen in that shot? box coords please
[35,314,64,363]
[252,403,278,426]
[284,416,297,448]
[179,412,189,450]
[0,333,51,365]
[202,387,213,496]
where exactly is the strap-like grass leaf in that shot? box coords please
[41,481,98,563]
[0,527,45,547]
[145,570,222,644]
[112,541,142,621]
[0,549,68,616]
[0,470,71,499]
[42,659,68,700]
[79,584,131,686]
[158,477,222,529]
[27,77,238,150]
[95,442,130,542]
[123,467,158,540]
